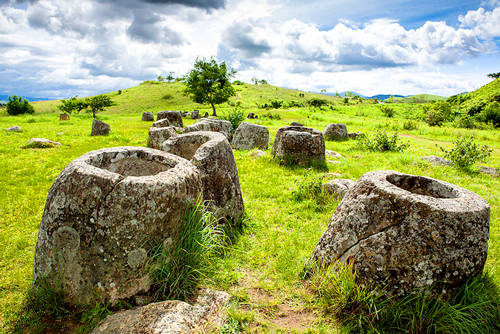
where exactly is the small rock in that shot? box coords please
[325,150,343,159]
[191,110,200,119]
[57,132,64,136]
[322,179,355,199]
[290,122,303,126]
[142,112,154,122]
[480,166,499,177]
[60,114,70,121]
[25,138,61,148]
[250,150,266,158]
[91,119,110,136]
[152,119,171,128]
[184,119,233,141]
[348,132,364,139]
[421,155,452,166]
[4,125,21,132]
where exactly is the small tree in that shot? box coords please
[157,75,166,82]
[6,95,35,115]
[166,71,175,82]
[183,57,236,117]
[57,96,88,114]
[487,72,500,79]
[85,95,115,119]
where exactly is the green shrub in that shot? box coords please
[425,109,446,126]
[453,114,476,129]
[163,93,173,100]
[402,119,419,130]
[380,106,395,118]
[6,95,35,116]
[261,111,281,120]
[355,131,409,152]
[219,108,246,132]
[476,102,500,127]
[439,136,492,169]
[309,98,328,108]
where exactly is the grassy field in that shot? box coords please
[1,81,500,333]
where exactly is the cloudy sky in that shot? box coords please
[0,0,499,99]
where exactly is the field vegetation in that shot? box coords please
[1,78,500,333]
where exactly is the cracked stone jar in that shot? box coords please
[33,147,203,305]
[311,170,490,299]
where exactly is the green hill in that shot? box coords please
[448,78,500,114]
[384,94,446,103]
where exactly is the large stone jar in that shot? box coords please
[33,147,203,305]
[311,170,490,299]
[271,126,325,166]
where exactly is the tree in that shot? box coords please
[6,95,35,115]
[258,79,268,85]
[57,96,88,114]
[487,72,500,79]
[85,95,116,119]
[157,75,166,82]
[183,57,236,117]
[166,71,175,82]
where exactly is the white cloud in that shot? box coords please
[459,6,500,39]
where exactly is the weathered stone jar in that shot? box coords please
[271,126,325,166]
[33,147,203,305]
[311,170,490,299]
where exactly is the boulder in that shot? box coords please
[250,150,266,158]
[322,179,355,199]
[290,122,303,126]
[4,125,21,132]
[152,119,171,128]
[33,147,203,306]
[184,119,233,142]
[311,170,490,299]
[348,132,364,139]
[25,138,61,148]
[325,150,343,159]
[157,110,183,128]
[142,112,154,122]
[90,289,230,334]
[480,166,499,177]
[92,119,110,136]
[60,114,70,121]
[323,123,348,141]
[421,155,452,166]
[271,126,325,166]
[231,122,269,150]
[161,131,244,223]
[148,127,177,149]
[191,110,200,119]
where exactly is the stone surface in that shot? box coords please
[290,122,303,126]
[231,122,269,150]
[26,138,61,147]
[322,179,355,199]
[33,147,203,305]
[184,119,233,142]
[191,110,200,119]
[421,155,452,166]
[148,127,177,149]
[60,114,70,121]
[480,166,499,177]
[142,112,154,122]
[323,123,348,141]
[152,119,171,128]
[348,132,364,139]
[4,125,21,132]
[250,150,266,158]
[161,131,244,223]
[92,119,110,136]
[325,150,343,159]
[271,126,325,166]
[91,289,230,334]
[311,170,490,299]
[157,111,183,128]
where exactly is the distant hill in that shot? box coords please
[0,94,52,102]
[451,78,500,113]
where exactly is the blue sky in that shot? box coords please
[0,0,499,99]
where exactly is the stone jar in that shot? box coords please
[33,147,203,306]
[184,119,233,142]
[271,126,325,166]
[156,110,183,128]
[231,122,270,150]
[311,170,490,299]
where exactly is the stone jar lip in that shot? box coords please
[360,170,489,212]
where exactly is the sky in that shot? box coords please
[0,0,499,99]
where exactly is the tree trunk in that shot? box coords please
[211,102,217,117]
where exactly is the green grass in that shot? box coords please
[0,80,499,333]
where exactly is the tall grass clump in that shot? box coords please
[147,198,224,301]
[354,131,409,152]
[312,263,500,333]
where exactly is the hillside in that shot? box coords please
[451,78,500,112]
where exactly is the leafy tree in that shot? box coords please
[251,77,259,85]
[166,71,175,82]
[6,95,35,115]
[85,95,116,119]
[183,57,236,117]
[487,72,500,79]
[57,96,88,114]
[258,79,268,85]
[157,75,166,82]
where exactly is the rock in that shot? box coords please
[161,131,244,223]
[311,170,490,299]
[33,147,203,306]
[25,138,61,148]
[184,119,233,142]
[348,132,364,139]
[247,113,256,119]
[322,179,355,199]
[90,289,230,334]
[91,119,110,136]
[191,110,200,119]
[148,127,177,149]
[290,122,303,126]
[325,150,343,159]
[142,112,154,122]
[60,114,70,121]
[231,122,269,150]
[4,125,21,132]
[157,111,183,128]
[327,160,341,165]
[326,172,342,178]
[271,126,325,167]
[421,155,452,166]
[323,123,348,141]
[152,119,171,128]
[182,112,191,118]
[250,150,266,158]
[204,112,209,118]
[480,166,499,177]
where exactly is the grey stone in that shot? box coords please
[91,289,230,334]
[91,119,110,136]
[421,155,452,166]
[323,123,348,141]
[271,126,325,166]
[311,170,490,299]
[322,179,355,199]
[480,166,499,176]
[290,122,303,126]
[232,122,269,150]
[148,127,177,149]
[157,110,183,128]
[247,113,256,119]
[141,112,154,122]
[33,147,203,306]
[161,131,244,223]
[250,150,266,158]
[26,138,61,147]
[348,132,364,139]
[4,125,22,132]
[325,150,343,159]
[152,119,171,128]
[184,119,233,142]
[191,110,200,119]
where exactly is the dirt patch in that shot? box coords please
[270,304,316,331]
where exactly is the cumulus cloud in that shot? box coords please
[459,6,500,39]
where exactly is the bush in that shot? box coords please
[219,107,246,132]
[425,109,446,126]
[402,119,419,130]
[6,95,35,115]
[355,131,409,152]
[380,106,395,118]
[476,102,500,128]
[309,98,328,108]
[453,114,476,129]
[439,136,492,169]
[261,111,281,120]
